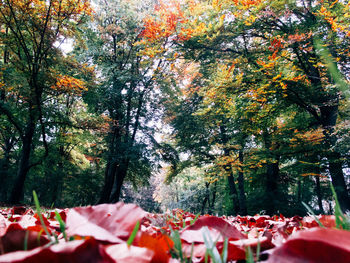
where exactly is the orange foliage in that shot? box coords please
[141,1,187,41]
[51,75,87,95]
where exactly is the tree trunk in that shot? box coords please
[210,181,217,214]
[110,159,129,203]
[320,104,350,211]
[315,176,325,214]
[227,173,240,214]
[9,121,35,204]
[328,151,350,211]
[0,139,12,201]
[265,157,280,216]
[237,151,247,215]
[50,147,65,206]
[98,160,117,203]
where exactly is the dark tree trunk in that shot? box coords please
[320,104,350,211]
[297,178,302,204]
[315,176,324,214]
[237,151,247,215]
[202,182,210,214]
[110,159,129,203]
[265,157,280,216]
[227,173,240,214]
[328,151,350,211]
[9,121,35,204]
[0,151,10,201]
[0,135,14,201]
[50,147,65,206]
[98,160,117,204]
[210,181,217,214]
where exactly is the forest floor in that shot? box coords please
[0,202,349,262]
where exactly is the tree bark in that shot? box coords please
[320,104,350,211]
[227,173,240,214]
[265,157,280,216]
[238,151,247,215]
[0,150,10,201]
[9,120,35,204]
[98,160,117,203]
[315,176,325,214]
[110,159,129,203]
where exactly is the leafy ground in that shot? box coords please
[0,202,349,263]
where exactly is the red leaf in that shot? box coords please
[138,232,174,263]
[180,216,246,243]
[0,223,50,253]
[105,243,154,263]
[66,202,146,243]
[0,238,114,263]
[11,207,28,215]
[267,227,350,263]
[0,214,7,236]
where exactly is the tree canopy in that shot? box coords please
[0,0,349,216]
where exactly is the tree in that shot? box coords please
[169,0,350,211]
[77,0,176,203]
[0,0,92,203]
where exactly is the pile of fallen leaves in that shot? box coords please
[0,203,349,262]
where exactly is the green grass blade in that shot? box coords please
[24,230,29,251]
[256,238,261,262]
[202,227,222,263]
[170,227,183,261]
[302,201,324,228]
[127,221,140,246]
[330,184,350,230]
[55,211,67,241]
[246,246,254,263]
[221,238,228,263]
[33,191,53,242]
[190,214,200,225]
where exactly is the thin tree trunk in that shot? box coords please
[98,160,117,203]
[210,181,217,214]
[321,104,350,211]
[201,182,210,214]
[227,173,240,214]
[9,121,35,204]
[265,157,280,216]
[238,151,247,215]
[328,151,350,211]
[297,178,302,204]
[50,146,65,206]
[315,176,324,214]
[0,151,10,201]
[110,159,129,203]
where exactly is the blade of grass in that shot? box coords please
[170,227,184,261]
[127,221,140,246]
[33,191,53,242]
[302,201,324,228]
[24,230,29,251]
[246,246,254,263]
[330,184,350,230]
[55,211,67,241]
[221,238,228,263]
[190,214,200,225]
[202,227,222,263]
[256,238,261,262]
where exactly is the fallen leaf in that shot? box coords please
[267,227,350,263]
[66,202,146,243]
